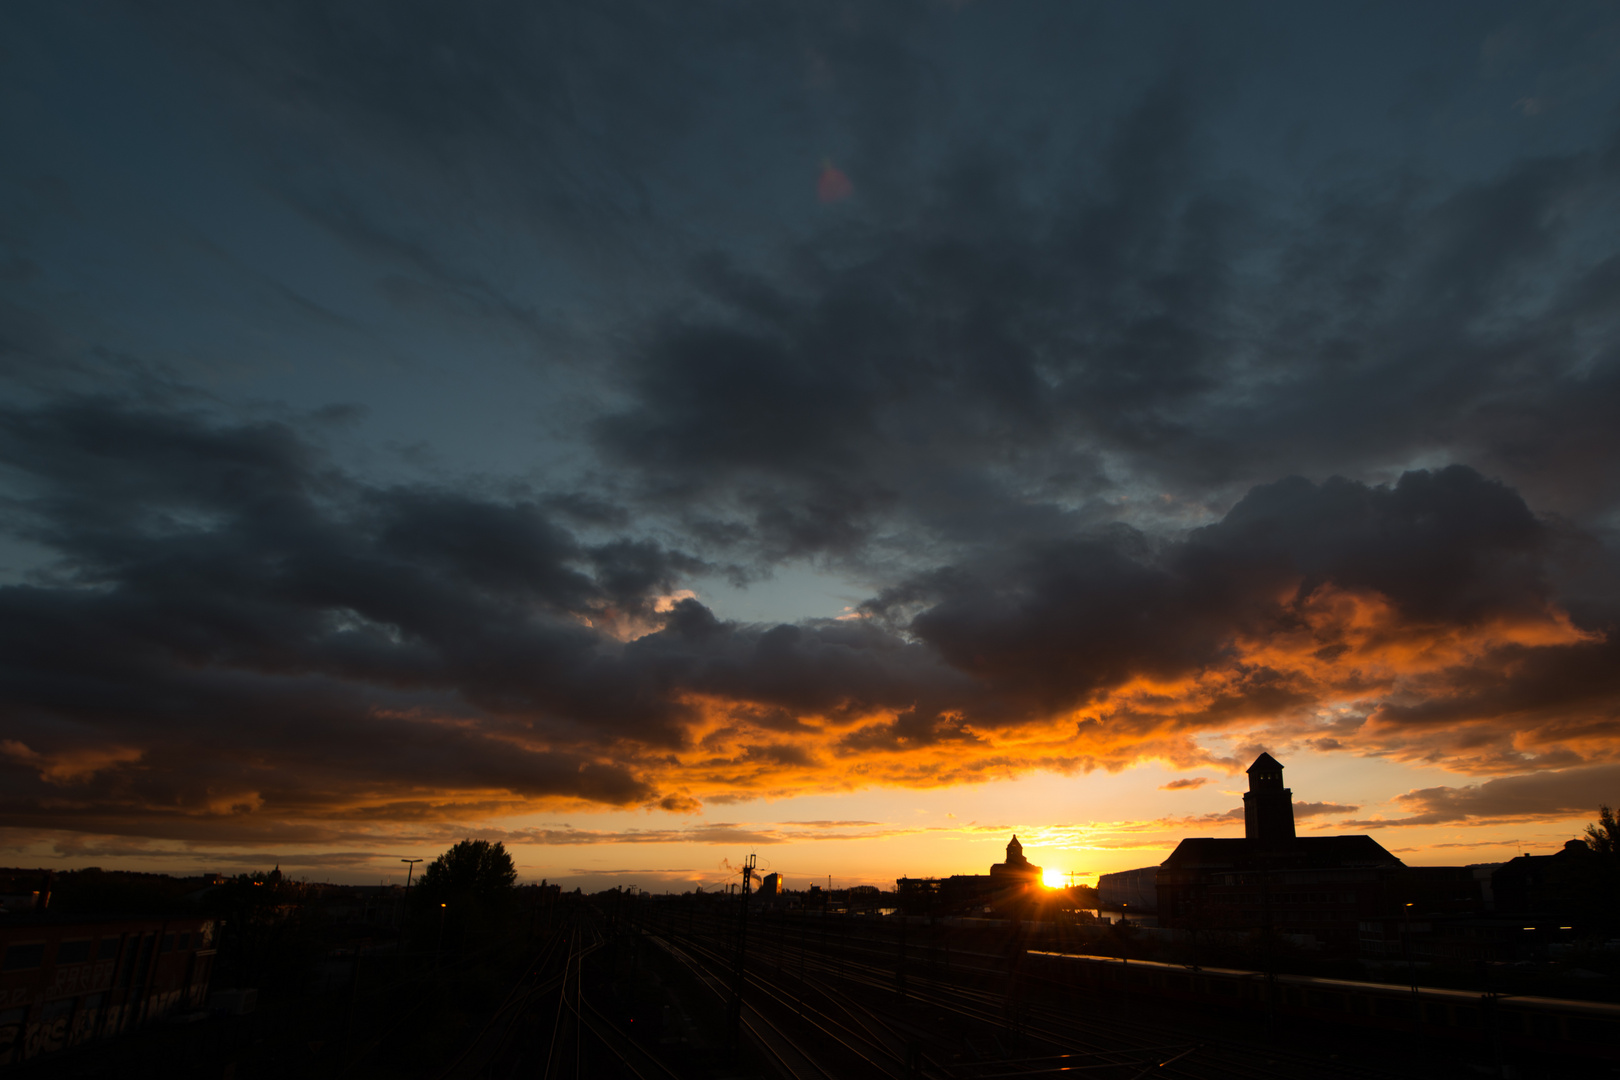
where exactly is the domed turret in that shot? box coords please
[990,834,1041,881]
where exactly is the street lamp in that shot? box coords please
[436,902,448,968]
[1404,902,1417,1000]
[401,857,422,896]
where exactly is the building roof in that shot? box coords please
[1246,752,1283,774]
[1161,834,1402,870]
[1492,839,1595,880]
[1160,838,1249,868]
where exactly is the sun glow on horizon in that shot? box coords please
[1042,867,1066,888]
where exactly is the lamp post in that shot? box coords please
[436,902,448,968]
[1404,902,1418,1001]
[398,858,423,961]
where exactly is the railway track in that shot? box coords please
[650,930,886,1079]
[657,915,1172,1079]
[655,907,1418,1080]
[432,901,1434,1080]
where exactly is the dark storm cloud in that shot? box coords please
[1191,468,1555,626]
[591,85,1223,559]
[846,465,1619,774]
[871,467,1569,706]
[2,389,1611,844]
[1339,764,1620,828]
[589,87,1620,562]
[0,399,696,824]
[42,2,1620,562]
[0,396,983,836]
[4,2,1620,849]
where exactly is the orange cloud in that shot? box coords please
[1,740,143,784]
[3,437,1614,855]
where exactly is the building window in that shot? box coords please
[55,940,92,965]
[1,943,44,971]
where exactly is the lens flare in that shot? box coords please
[818,159,853,202]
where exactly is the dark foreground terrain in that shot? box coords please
[11,896,1617,1079]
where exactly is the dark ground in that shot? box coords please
[11,898,1619,1079]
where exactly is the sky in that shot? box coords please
[3,1,1620,892]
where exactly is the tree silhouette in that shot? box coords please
[1576,805,1620,935]
[413,839,519,947]
[1584,804,1617,857]
[418,839,517,899]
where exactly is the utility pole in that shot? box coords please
[725,854,756,1050]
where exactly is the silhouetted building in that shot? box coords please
[912,835,1045,916]
[1492,840,1596,916]
[1243,752,1295,847]
[1356,855,1577,964]
[1097,867,1158,913]
[937,875,997,913]
[1158,754,1405,951]
[895,877,938,914]
[757,872,782,898]
[1357,913,1572,963]
[845,885,881,913]
[990,835,1043,883]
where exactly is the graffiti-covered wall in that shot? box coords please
[0,916,216,1067]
